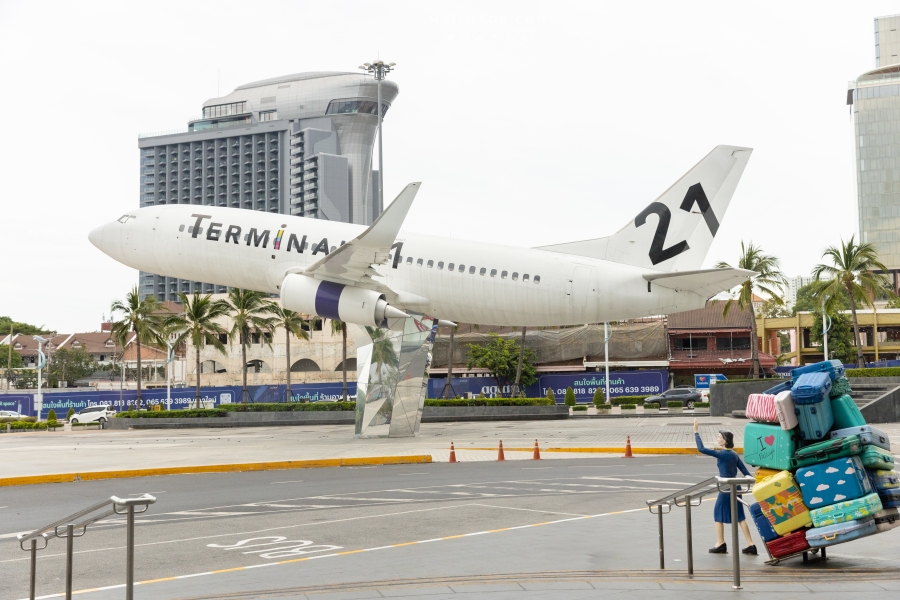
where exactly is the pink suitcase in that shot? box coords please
[774,390,798,430]
[747,393,778,423]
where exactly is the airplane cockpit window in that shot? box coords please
[117,215,136,223]
[523,274,530,282]
[501,271,508,279]
[512,272,519,281]
[469,266,476,274]
[417,258,424,266]
[534,275,541,284]
[437,262,444,270]
[427,260,434,268]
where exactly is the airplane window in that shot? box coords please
[479,268,486,276]
[512,272,518,281]
[437,262,444,270]
[534,275,541,284]
[458,264,465,272]
[448,263,455,270]
[417,258,424,266]
[490,269,497,277]
[388,254,392,261]
[406,257,413,265]
[523,274,530,282]
[501,271,508,279]
[469,266,476,274]
[427,260,434,268]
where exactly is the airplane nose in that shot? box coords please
[88,224,104,251]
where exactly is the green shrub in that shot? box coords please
[564,387,577,407]
[610,395,649,406]
[620,404,637,410]
[667,400,683,408]
[846,367,900,378]
[66,408,75,421]
[8,421,49,430]
[477,392,486,399]
[546,388,555,402]
[644,402,659,410]
[117,408,227,418]
[71,422,101,427]
[694,402,710,408]
[572,405,588,411]
[425,398,554,407]
[228,402,356,412]
[593,387,605,408]
[0,416,37,424]
[48,409,57,422]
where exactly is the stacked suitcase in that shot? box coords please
[742,359,898,562]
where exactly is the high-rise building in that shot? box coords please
[784,276,814,309]
[137,72,398,302]
[850,16,900,290]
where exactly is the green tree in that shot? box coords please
[225,289,277,403]
[165,293,231,408]
[111,287,165,410]
[758,297,791,318]
[716,241,787,378]
[466,333,537,396]
[546,388,556,402]
[793,282,849,315]
[47,348,97,388]
[810,310,856,365]
[331,319,350,401]
[271,306,309,402]
[811,235,896,366]
[0,316,52,336]
[0,349,22,369]
[593,386,605,408]
[564,386,577,407]
[66,408,75,421]
[47,409,57,422]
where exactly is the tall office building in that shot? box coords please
[850,15,900,289]
[137,72,398,302]
[784,276,815,309]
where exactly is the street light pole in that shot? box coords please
[358,60,395,223]
[33,336,48,418]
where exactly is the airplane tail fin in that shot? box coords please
[536,145,752,272]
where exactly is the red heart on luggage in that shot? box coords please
[764,435,775,446]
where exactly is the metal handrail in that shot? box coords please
[17,494,156,600]
[647,476,719,507]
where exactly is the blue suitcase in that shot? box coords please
[792,372,833,403]
[764,380,792,396]
[749,502,779,542]
[880,488,900,509]
[805,517,877,548]
[830,425,891,451]
[793,372,834,440]
[871,470,900,490]
[796,456,872,509]
[792,360,845,383]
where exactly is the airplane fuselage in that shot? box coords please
[92,204,707,326]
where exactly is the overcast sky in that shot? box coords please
[0,1,896,332]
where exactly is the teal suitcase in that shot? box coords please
[792,435,862,468]
[810,493,883,527]
[831,394,866,429]
[744,422,796,470]
[860,446,896,470]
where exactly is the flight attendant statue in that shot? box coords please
[693,419,757,555]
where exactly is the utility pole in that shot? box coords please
[34,336,48,418]
[359,60,395,222]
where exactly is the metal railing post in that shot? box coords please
[729,483,741,589]
[29,538,36,600]
[65,524,74,600]
[657,507,665,569]
[126,504,135,600]
[685,494,693,575]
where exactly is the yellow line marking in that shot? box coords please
[0,455,433,487]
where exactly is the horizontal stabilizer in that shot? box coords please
[644,267,754,297]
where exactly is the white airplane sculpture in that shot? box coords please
[90,145,754,436]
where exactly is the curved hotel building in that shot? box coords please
[137,72,398,302]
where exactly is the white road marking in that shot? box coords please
[399,472,430,475]
[469,504,588,517]
[522,467,553,470]
[270,480,304,484]
[582,476,700,486]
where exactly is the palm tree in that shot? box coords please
[271,305,309,402]
[811,235,895,367]
[225,289,277,403]
[165,293,231,408]
[716,241,787,379]
[110,287,165,411]
[331,319,350,401]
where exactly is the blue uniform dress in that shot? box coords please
[695,433,751,524]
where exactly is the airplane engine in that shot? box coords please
[280,273,408,328]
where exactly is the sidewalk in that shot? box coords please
[4,417,899,482]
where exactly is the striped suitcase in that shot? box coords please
[797,455,872,510]
[875,508,900,532]
[830,425,890,451]
[860,446,895,471]
[806,517,877,548]
[752,470,812,535]
[809,493,883,527]
[747,393,778,423]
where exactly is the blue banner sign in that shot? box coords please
[427,370,668,402]
[694,374,728,389]
[1,382,358,419]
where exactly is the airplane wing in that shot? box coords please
[643,267,755,297]
[300,182,420,291]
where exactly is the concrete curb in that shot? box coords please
[0,455,433,487]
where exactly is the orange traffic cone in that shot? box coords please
[624,435,634,458]
[497,440,506,461]
[449,442,457,463]
[532,439,541,460]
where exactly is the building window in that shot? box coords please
[202,102,248,118]
[259,110,277,122]
[716,337,750,350]
[325,99,390,117]
[673,338,708,350]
